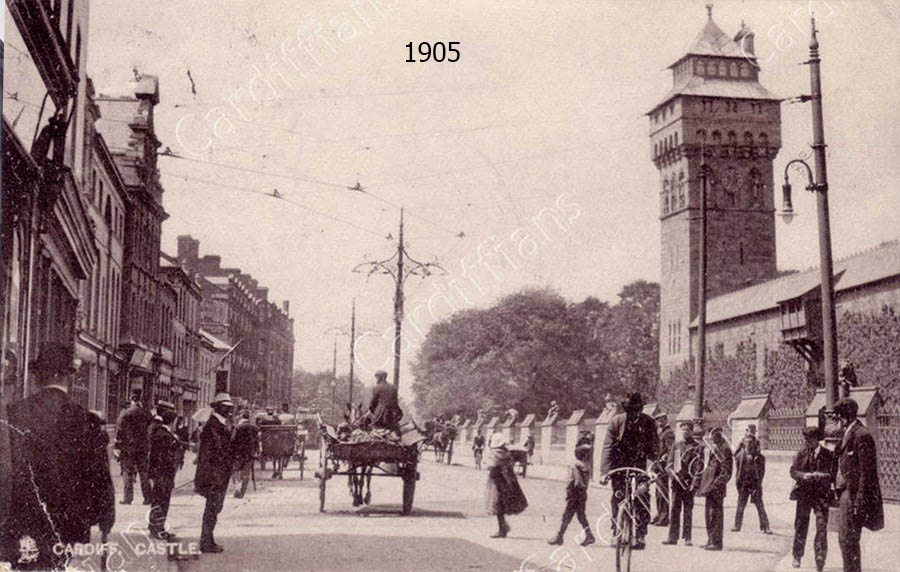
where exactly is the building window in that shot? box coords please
[740,63,749,77]
[678,172,685,208]
[718,62,727,76]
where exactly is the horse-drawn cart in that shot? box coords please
[316,423,421,515]
[259,424,306,479]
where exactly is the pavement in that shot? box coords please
[65,447,897,572]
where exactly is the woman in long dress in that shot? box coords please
[485,433,528,537]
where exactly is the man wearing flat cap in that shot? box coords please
[147,400,180,540]
[368,370,402,434]
[1,342,114,570]
[694,426,732,551]
[651,412,674,527]
[789,426,833,571]
[195,392,235,553]
[599,392,659,550]
[662,421,704,546]
[833,397,883,572]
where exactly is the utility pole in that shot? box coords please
[353,209,446,390]
[331,336,337,423]
[349,298,356,406]
[694,163,710,425]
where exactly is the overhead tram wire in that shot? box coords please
[158,170,387,241]
[158,150,464,239]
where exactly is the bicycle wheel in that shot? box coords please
[615,509,633,572]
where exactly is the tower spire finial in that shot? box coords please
[706,3,713,19]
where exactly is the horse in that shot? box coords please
[343,403,374,507]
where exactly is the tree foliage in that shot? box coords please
[411,282,660,419]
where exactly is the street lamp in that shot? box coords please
[694,162,712,426]
[778,16,839,415]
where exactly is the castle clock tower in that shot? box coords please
[651,7,782,382]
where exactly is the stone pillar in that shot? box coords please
[540,413,558,466]
[565,410,586,462]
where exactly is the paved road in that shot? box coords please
[71,453,822,572]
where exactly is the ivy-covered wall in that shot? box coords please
[657,304,900,415]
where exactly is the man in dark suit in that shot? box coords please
[1,343,115,571]
[732,434,771,534]
[834,398,883,572]
[599,393,659,550]
[368,370,402,434]
[147,400,180,540]
[195,392,235,553]
[231,410,259,499]
[115,391,154,505]
[790,426,834,571]
[651,413,675,527]
[662,422,704,546]
[694,426,732,551]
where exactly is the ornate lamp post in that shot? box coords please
[779,17,838,414]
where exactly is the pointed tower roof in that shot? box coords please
[671,4,745,66]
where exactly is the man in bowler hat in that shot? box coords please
[789,426,833,571]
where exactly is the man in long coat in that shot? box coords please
[368,370,402,433]
[1,343,115,571]
[115,391,154,505]
[195,392,235,553]
[599,392,659,550]
[834,397,883,572]
[694,427,733,551]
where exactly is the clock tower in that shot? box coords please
[650,7,782,381]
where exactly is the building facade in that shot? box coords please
[176,235,294,407]
[74,79,127,418]
[649,9,782,383]
[95,76,168,408]
[160,252,202,419]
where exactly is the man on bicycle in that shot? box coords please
[599,392,659,550]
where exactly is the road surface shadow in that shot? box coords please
[332,504,466,518]
[159,533,525,571]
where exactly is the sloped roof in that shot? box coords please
[567,409,586,425]
[656,76,779,107]
[686,15,739,57]
[805,386,882,417]
[518,413,536,428]
[730,394,772,419]
[693,240,900,327]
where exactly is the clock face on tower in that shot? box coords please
[721,166,743,207]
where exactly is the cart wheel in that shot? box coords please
[402,467,416,515]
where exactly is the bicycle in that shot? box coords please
[602,467,659,572]
[473,446,483,470]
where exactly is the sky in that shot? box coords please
[72,0,900,401]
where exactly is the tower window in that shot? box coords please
[730,62,738,77]
[744,131,754,146]
[759,132,768,147]
[712,130,722,143]
[678,172,686,208]
[696,129,706,142]
[718,62,727,76]
[740,63,749,77]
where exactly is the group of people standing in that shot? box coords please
[480,391,883,572]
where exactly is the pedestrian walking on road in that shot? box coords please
[232,410,260,498]
[195,392,235,553]
[548,444,596,546]
[485,433,528,538]
[662,422,704,546]
[147,400,180,540]
[834,397,884,572]
[732,435,772,534]
[789,426,834,571]
[651,413,675,527]
[1,342,115,571]
[694,426,732,551]
[598,392,659,550]
[115,390,154,505]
